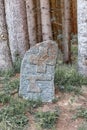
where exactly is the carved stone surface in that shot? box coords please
[77,0,87,76]
[19,40,58,102]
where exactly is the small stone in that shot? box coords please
[19,40,58,102]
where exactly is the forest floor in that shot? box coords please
[0,45,87,130]
[27,87,87,130]
[0,70,87,130]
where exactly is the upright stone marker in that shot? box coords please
[19,40,58,102]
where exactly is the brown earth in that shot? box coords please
[0,74,87,130]
[27,87,87,130]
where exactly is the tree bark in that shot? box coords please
[25,0,37,47]
[0,0,12,70]
[40,0,53,41]
[77,0,87,76]
[4,0,29,62]
[35,0,42,43]
[61,0,72,63]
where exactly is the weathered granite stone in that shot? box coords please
[19,40,58,102]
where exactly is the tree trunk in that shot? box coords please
[4,0,29,62]
[40,0,53,41]
[0,0,12,70]
[77,0,87,76]
[71,0,77,34]
[36,0,42,43]
[61,0,71,63]
[25,0,37,47]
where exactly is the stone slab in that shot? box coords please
[19,40,58,102]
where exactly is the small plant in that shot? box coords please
[13,54,22,73]
[71,44,78,63]
[0,69,15,85]
[0,93,11,104]
[71,34,78,44]
[0,69,15,78]
[26,99,43,114]
[74,107,87,121]
[0,78,19,104]
[0,118,28,130]
[35,108,59,129]
[52,97,59,103]
[4,78,20,95]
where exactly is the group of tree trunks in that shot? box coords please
[0,0,52,70]
[0,0,73,70]
[0,0,86,77]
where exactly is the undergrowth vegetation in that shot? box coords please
[13,55,22,73]
[0,68,43,130]
[0,55,21,79]
[35,108,60,129]
[74,107,87,121]
[75,107,87,130]
[55,44,87,94]
[0,100,29,130]
[54,64,87,93]
[0,78,19,104]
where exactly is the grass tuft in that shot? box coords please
[35,108,60,129]
[54,65,87,93]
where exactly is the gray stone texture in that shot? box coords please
[19,40,58,102]
[77,0,87,76]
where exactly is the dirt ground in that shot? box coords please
[27,86,87,130]
[0,74,87,130]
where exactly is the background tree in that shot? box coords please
[0,0,12,70]
[0,0,78,70]
[61,0,72,63]
[40,0,53,41]
[25,0,37,47]
[35,0,42,43]
[4,0,29,62]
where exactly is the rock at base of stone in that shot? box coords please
[19,40,58,102]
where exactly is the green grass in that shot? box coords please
[4,78,20,95]
[74,107,87,121]
[0,55,21,79]
[35,108,60,129]
[71,45,78,63]
[0,78,20,104]
[0,100,29,130]
[0,97,42,130]
[0,69,15,77]
[54,64,87,93]
[0,94,11,104]
[28,99,43,113]
[13,55,22,73]
[0,98,43,129]
[0,68,43,130]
